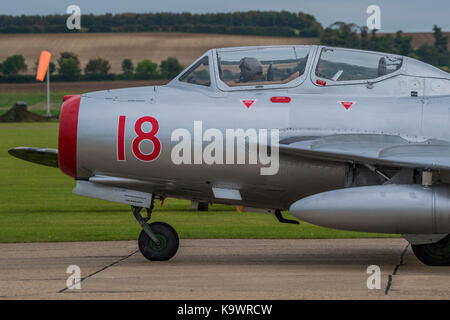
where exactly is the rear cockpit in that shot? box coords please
[314,47,403,83]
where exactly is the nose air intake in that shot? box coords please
[58,95,81,178]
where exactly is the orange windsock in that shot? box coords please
[36,50,51,81]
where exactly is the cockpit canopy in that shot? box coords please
[315,47,403,82]
[177,45,311,90]
[216,46,310,87]
[178,56,211,87]
[175,45,449,92]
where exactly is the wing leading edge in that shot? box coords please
[279,134,450,170]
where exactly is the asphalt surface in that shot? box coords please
[0,239,449,299]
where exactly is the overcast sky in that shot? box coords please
[3,0,449,33]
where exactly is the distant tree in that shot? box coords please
[48,62,56,75]
[417,25,449,68]
[135,59,159,80]
[160,57,183,79]
[0,12,323,38]
[57,52,81,80]
[320,22,360,48]
[416,44,439,65]
[360,26,369,50]
[1,55,27,75]
[433,25,448,53]
[121,58,134,77]
[84,58,111,77]
[58,52,79,63]
[416,45,449,68]
[367,29,396,53]
[393,31,413,56]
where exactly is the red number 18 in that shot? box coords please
[117,115,161,162]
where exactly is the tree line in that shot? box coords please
[320,23,449,72]
[0,21,448,82]
[0,11,322,37]
[0,53,183,83]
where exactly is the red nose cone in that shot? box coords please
[58,95,81,178]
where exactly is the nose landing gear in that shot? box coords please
[132,205,179,261]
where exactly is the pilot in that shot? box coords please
[239,57,263,83]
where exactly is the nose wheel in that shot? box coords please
[132,205,179,261]
[138,222,179,261]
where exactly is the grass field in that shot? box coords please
[0,122,398,242]
[0,80,167,117]
[0,91,66,117]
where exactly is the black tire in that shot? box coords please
[197,202,209,211]
[412,235,450,266]
[138,222,179,261]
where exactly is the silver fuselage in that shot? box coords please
[73,46,450,210]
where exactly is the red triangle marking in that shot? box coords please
[241,99,255,108]
[340,101,354,110]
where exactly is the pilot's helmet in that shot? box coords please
[239,57,263,82]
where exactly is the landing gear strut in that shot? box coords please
[412,235,450,266]
[274,209,299,224]
[132,204,179,261]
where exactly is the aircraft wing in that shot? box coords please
[8,147,58,168]
[279,134,450,170]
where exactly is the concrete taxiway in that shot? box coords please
[0,239,448,299]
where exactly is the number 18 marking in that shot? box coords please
[117,115,161,162]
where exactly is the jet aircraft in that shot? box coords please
[9,45,450,266]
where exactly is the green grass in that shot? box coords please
[0,92,66,117]
[0,122,398,242]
